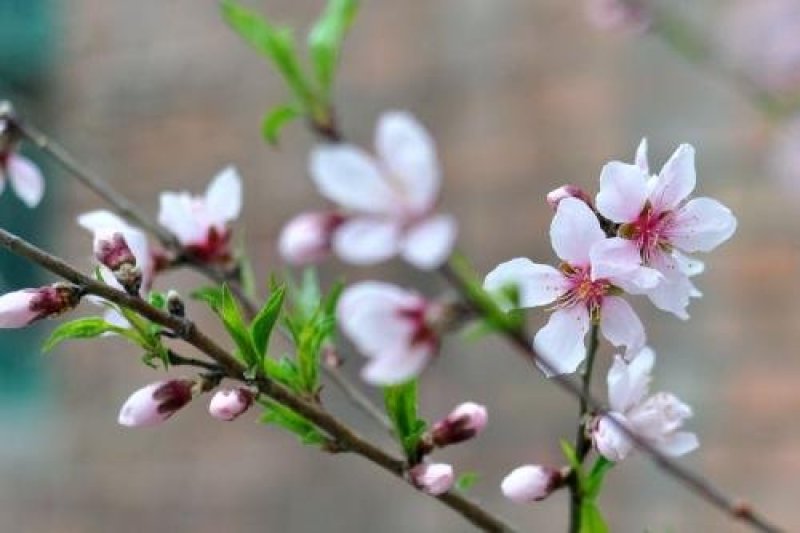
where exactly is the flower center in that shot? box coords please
[397,302,441,350]
[619,204,674,263]
[556,264,611,321]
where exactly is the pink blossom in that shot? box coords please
[278,211,345,265]
[591,347,698,462]
[310,112,457,270]
[0,120,45,207]
[431,402,488,447]
[484,197,660,375]
[546,184,593,210]
[208,388,254,421]
[337,281,441,385]
[501,465,562,503]
[410,463,454,495]
[118,379,196,427]
[595,140,737,319]
[158,166,242,264]
[0,285,80,328]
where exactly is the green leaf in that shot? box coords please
[560,439,585,487]
[307,0,358,95]
[148,291,167,310]
[259,398,327,446]
[585,457,615,500]
[383,380,426,460]
[454,472,479,493]
[190,285,225,312]
[448,253,519,332]
[42,317,130,353]
[221,0,316,108]
[220,284,261,368]
[579,501,609,533]
[251,285,286,356]
[261,104,302,145]
[263,355,301,389]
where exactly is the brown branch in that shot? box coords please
[0,227,516,533]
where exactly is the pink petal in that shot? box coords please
[533,306,591,376]
[656,431,699,457]
[375,111,440,213]
[667,197,737,253]
[400,214,457,270]
[310,145,397,214]
[607,348,654,413]
[649,144,696,212]
[589,237,661,293]
[596,161,648,223]
[8,155,45,207]
[158,192,206,245]
[204,166,242,225]
[0,290,37,328]
[645,252,697,319]
[78,210,130,233]
[599,296,645,354]
[593,414,633,462]
[360,345,432,386]
[635,137,649,174]
[483,258,568,310]
[333,217,401,265]
[550,197,605,266]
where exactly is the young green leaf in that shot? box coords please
[251,285,286,356]
[580,501,609,533]
[585,457,615,500]
[190,285,225,312]
[307,0,359,95]
[383,380,427,460]
[454,471,479,493]
[220,284,260,368]
[42,317,132,353]
[260,398,327,446]
[560,439,586,488]
[261,104,302,145]
[220,0,316,108]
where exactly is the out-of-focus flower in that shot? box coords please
[158,166,242,264]
[718,0,800,97]
[501,465,563,503]
[0,284,82,328]
[585,0,651,33]
[310,111,457,270]
[595,140,736,319]
[430,402,488,447]
[484,198,660,376]
[337,281,443,385]
[0,118,45,207]
[591,347,698,462]
[278,211,346,265]
[409,463,454,495]
[208,388,254,421]
[118,378,197,427]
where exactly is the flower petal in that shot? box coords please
[204,166,242,226]
[333,217,401,265]
[645,251,697,320]
[667,197,737,253]
[375,111,440,213]
[533,306,591,376]
[8,155,45,207]
[607,348,654,413]
[310,145,397,214]
[400,214,457,270]
[361,345,433,386]
[599,296,645,353]
[657,431,699,457]
[77,210,132,233]
[483,258,568,310]
[158,192,206,245]
[649,144,696,212]
[635,137,649,174]
[589,237,661,293]
[550,197,605,266]
[596,161,648,223]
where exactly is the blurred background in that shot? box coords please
[1,0,799,531]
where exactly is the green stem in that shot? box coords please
[569,323,600,533]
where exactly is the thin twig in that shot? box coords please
[324,363,393,432]
[0,227,516,533]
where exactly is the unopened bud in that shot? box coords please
[0,283,82,328]
[278,211,345,265]
[410,463,454,496]
[208,387,254,421]
[94,230,141,295]
[166,290,186,318]
[501,465,563,503]
[431,402,488,447]
[118,378,196,427]
[546,184,593,210]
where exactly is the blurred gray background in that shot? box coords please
[0,1,798,531]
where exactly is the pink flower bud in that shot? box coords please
[0,284,82,328]
[410,463,454,496]
[546,184,593,210]
[118,379,196,427]
[208,388,254,421]
[94,230,142,295]
[431,402,488,447]
[278,211,345,265]
[501,465,563,503]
